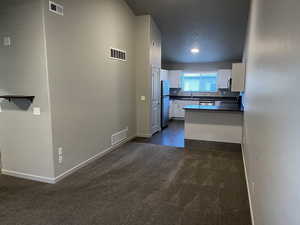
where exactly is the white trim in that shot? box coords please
[151,127,161,136]
[136,133,152,138]
[1,169,55,184]
[54,135,136,183]
[2,135,136,184]
[42,0,56,178]
[109,57,127,62]
[241,144,255,225]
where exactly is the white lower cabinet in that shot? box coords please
[174,101,184,118]
[170,100,195,119]
[169,100,174,119]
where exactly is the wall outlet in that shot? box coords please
[3,37,11,47]
[58,147,63,155]
[58,147,63,163]
[140,96,146,101]
[252,182,255,195]
[33,107,41,115]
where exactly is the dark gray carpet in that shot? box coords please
[0,142,251,225]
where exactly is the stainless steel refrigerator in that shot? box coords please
[161,81,170,129]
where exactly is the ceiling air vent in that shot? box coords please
[49,1,64,16]
[110,48,126,61]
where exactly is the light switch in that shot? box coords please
[3,37,11,47]
[33,107,41,115]
[140,96,146,101]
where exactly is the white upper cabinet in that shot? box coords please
[231,63,246,92]
[168,70,183,88]
[160,69,169,81]
[217,70,232,89]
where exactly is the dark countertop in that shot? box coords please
[184,103,244,112]
[170,95,243,112]
[170,95,240,101]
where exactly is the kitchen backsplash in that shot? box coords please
[170,88,240,97]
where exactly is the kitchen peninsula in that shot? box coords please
[184,101,244,144]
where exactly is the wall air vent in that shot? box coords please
[111,127,128,146]
[110,48,126,61]
[49,1,64,16]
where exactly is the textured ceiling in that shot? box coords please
[124,0,251,65]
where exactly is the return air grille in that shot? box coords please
[110,48,126,61]
[111,127,128,146]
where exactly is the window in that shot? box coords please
[182,73,217,92]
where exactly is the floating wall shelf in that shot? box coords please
[0,95,35,103]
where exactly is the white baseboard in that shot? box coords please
[1,169,55,184]
[54,135,136,183]
[2,135,136,184]
[241,144,255,225]
[136,133,152,138]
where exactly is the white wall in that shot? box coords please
[135,15,151,137]
[0,0,161,182]
[243,0,300,224]
[185,110,243,144]
[0,0,55,179]
[150,17,162,68]
[44,0,137,177]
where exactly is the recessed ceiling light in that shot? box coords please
[191,48,200,54]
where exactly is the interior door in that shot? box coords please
[151,67,161,134]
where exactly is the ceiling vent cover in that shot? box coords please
[110,48,126,61]
[49,1,64,16]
